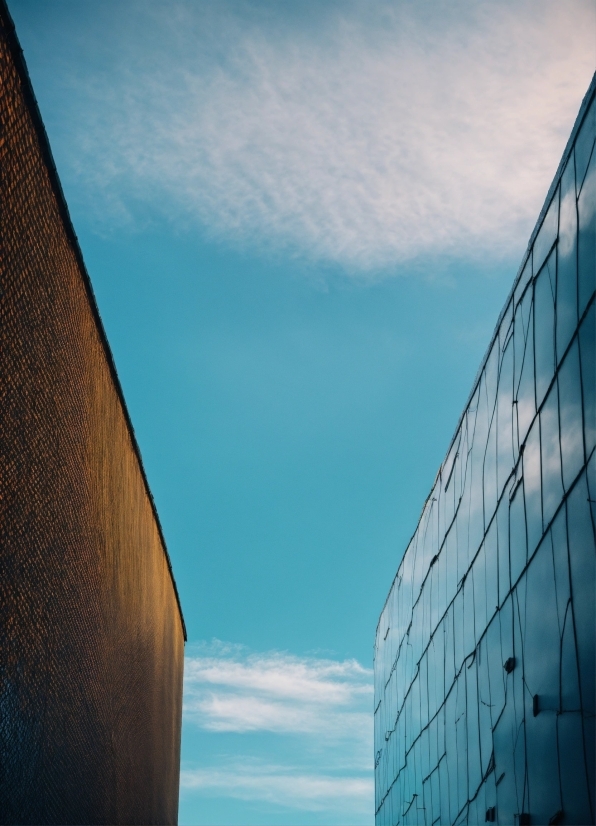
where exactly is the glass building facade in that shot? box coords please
[374,76,596,826]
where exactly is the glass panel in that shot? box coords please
[560,596,581,712]
[575,94,595,196]
[511,584,529,815]
[534,248,557,407]
[578,146,596,318]
[514,288,535,449]
[484,516,498,623]
[540,383,564,529]
[493,686,518,825]
[551,504,570,635]
[557,152,578,361]
[444,606,455,696]
[558,712,593,826]
[463,572,476,658]
[476,637,493,774]
[526,711,561,826]
[558,339,585,490]
[509,477,527,586]
[486,611,505,725]
[497,493,510,607]
[445,685,459,824]
[523,406,543,556]
[566,473,596,717]
[523,535,560,707]
[533,187,559,276]
[455,671,468,814]
[579,303,595,457]
[497,335,515,496]
[514,256,532,309]
[473,542,488,644]
[469,376,489,559]
[466,656,481,798]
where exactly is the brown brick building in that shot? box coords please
[0,2,186,823]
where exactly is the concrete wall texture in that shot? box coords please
[0,4,186,823]
[374,76,596,826]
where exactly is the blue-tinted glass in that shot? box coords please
[514,256,532,310]
[445,686,459,824]
[455,672,468,813]
[557,154,578,361]
[526,710,561,826]
[444,607,455,695]
[493,688,517,825]
[578,147,596,317]
[512,584,528,813]
[453,590,465,673]
[431,764,441,824]
[477,638,493,774]
[534,187,559,276]
[439,750,450,826]
[560,602,581,712]
[523,536,559,708]
[466,657,481,796]
[557,339,584,491]
[558,712,593,826]
[463,573,475,657]
[514,290,535,449]
[374,88,596,826]
[486,613,505,725]
[523,415,543,555]
[575,94,595,197]
[472,543,487,643]
[566,473,596,717]
[496,493,510,606]
[497,335,515,494]
[509,478,527,585]
[470,377,489,558]
[484,518,498,622]
[534,249,557,407]
[540,383,564,529]
[445,526,458,610]
[551,505,570,635]
[579,303,595,457]
[484,412,498,530]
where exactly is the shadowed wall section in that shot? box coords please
[0,4,185,824]
[374,77,595,825]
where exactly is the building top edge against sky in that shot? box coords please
[0,0,186,640]
[375,70,596,634]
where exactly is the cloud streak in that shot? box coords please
[60,0,595,271]
[180,642,373,816]
[180,761,373,813]
[183,641,372,739]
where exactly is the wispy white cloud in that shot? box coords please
[59,0,595,271]
[183,640,372,740]
[180,642,373,816]
[180,760,372,814]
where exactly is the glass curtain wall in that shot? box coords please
[374,77,596,826]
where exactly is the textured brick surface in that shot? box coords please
[0,5,185,823]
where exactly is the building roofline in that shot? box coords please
[0,0,187,642]
[375,71,596,640]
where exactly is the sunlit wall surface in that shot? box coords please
[374,77,595,826]
[0,3,185,823]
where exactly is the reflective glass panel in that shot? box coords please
[578,146,596,318]
[558,339,585,490]
[534,249,557,407]
[579,303,595,457]
[557,153,578,361]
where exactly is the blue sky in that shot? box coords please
[8,1,595,823]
